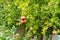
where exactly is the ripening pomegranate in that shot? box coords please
[21,16,26,24]
[29,27,33,31]
[52,30,56,35]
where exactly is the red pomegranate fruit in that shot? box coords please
[21,16,26,24]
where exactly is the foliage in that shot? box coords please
[0,0,60,40]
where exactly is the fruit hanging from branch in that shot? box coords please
[21,16,26,24]
[52,30,57,35]
[29,27,33,31]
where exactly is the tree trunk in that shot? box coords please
[15,28,25,40]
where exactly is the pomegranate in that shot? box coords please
[21,16,26,24]
[52,30,56,35]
